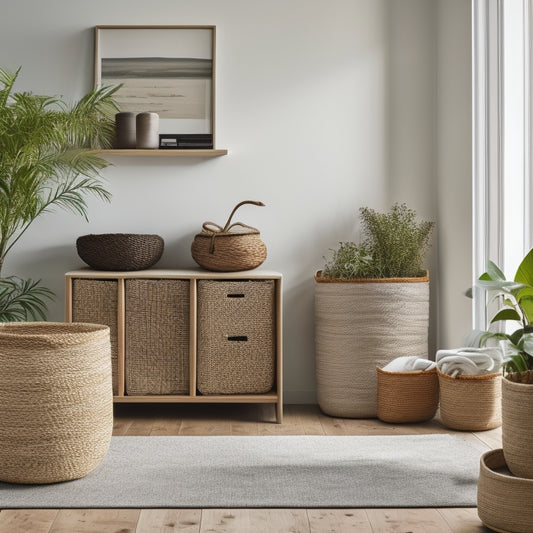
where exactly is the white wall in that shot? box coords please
[0,0,472,402]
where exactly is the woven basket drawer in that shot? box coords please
[125,279,190,395]
[197,280,275,394]
[71,279,119,395]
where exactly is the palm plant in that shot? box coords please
[0,67,119,321]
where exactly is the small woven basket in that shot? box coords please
[377,367,439,423]
[76,233,164,271]
[502,373,533,479]
[437,370,502,431]
[478,448,533,533]
[0,322,113,484]
[191,200,267,272]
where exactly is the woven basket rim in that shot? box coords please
[315,270,429,284]
[480,448,533,487]
[437,369,502,381]
[377,366,436,377]
[504,372,533,386]
[0,321,109,339]
[78,233,163,239]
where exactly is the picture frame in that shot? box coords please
[94,25,216,137]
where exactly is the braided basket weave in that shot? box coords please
[191,200,267,272]
[478,449,533,533]
[77,233,164,271]
[377,367,439,423]
[0,322,113,484]
[502,373,533,479]
[438,370,502,431]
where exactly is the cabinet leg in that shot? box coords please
[276,401,283,424]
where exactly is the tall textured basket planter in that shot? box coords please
[315,271,429,418]
[0,322,113,484]
[438,370,502,431]
[502,375,533,479]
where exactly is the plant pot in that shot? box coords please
[315,271,429,418]
[478,448,533,533]
[437,370,502,431]
[502,374,533,479]
[376,367,439,423]
[0,322,113,484]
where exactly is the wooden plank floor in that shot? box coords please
[0,404,499,533]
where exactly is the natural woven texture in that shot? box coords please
[76,233,164,271]
[197,280,275,394]
[72,279,119,394]
[191,232,267,272]
[0,322,113,484]
[376,368,439,423]
[315,274,429,418]
[478,449,533,533]
[125,279,190,395]
[438,370,502,431]
[502,377,533,479]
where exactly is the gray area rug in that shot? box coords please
[0,434,487,508]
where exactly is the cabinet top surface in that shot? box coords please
[65,268,282,279]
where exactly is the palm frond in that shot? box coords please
[0,276,54,321]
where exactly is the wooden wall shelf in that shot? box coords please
[94,149,228,157]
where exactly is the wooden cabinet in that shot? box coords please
[65,269,283,422]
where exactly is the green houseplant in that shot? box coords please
[315,203,434,418]
[0,67,119,321]
[470,248,533,479]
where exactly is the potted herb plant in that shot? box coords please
[0,67,119,321]
[315,203,434,417]
[470,249,533,477]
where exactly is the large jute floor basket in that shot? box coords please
[502,374,533,479]
[437,370,502,431]
[478,448,533,533]
[315,271,429,418]
[376,367,439,423]
[0,322,113,484]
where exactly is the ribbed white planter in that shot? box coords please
[315,271,430,418]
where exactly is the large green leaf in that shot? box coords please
[490,308,522,323]
[515,248,533,286]
[519,296,533,325]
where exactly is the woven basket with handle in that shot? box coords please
[191,200,267,272]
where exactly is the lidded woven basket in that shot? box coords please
[191,200,267,272]
[76,233,164,271]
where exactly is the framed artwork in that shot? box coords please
[94,25,215,135]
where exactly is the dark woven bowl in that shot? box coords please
[76,233,164,271]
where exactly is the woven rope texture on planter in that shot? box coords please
[0,322,113,484]
[502,375,533,479]
[477,448,533,533]
[315,272,429,418]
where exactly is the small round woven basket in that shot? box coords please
[76,233,164,271]
[478,448,533,533]
[376,367,439,423]
[502,373,533,479]
[437,370,502,431]
[0,322,113,484]
[191,200,267,272]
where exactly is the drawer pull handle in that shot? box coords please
[227,293,245,298]
[227,336,248,342]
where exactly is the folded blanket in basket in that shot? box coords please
[436,347,503,377]
[381,356,436,373]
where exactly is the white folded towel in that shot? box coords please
[381,356,436,373]
[436,347,503,377]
